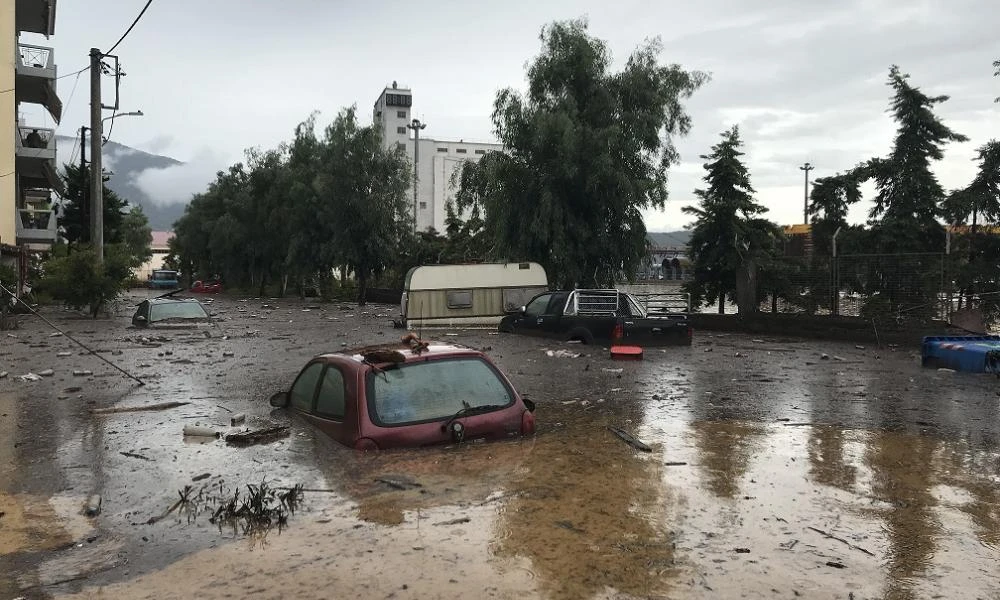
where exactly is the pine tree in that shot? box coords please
[868,65,968,253]
[683,126,776,313]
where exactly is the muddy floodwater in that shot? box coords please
[1,294,999,599]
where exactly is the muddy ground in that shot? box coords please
[1,292,998,600]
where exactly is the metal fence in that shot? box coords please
[761,252,950,322]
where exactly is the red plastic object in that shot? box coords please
[610,345,643,360]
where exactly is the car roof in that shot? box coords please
[318,341,482,365]
[144,297,204,305]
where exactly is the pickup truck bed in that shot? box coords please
[498,289,692,346]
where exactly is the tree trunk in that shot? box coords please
[357,271,368,306]
[718,294,724,314]
[771,292,778,314]
[280,273,288,298]
[258,273,267,298]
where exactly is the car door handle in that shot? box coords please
[537,318,543,325]
[624,321,634,325]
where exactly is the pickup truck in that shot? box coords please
[498,289,692,346]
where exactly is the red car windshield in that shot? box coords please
[367,357,514,426]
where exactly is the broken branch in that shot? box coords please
[806,526,875,557]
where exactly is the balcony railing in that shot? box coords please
[16,43,55,76]
[14,43,61,122]
[15,209,57,245]
[15,125,57,164]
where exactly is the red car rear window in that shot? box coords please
[366,357,514,426]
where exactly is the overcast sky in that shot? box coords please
[20,0,999,231]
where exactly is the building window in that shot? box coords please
[437,147,448,152]
[419,202,427,209]
[396,142,405,152]
[397,110,406,118]
[456,148,467,154]
[396,126,407,134]
[446,290,474,309]
[475,149,486,155]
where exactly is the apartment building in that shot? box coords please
[1,0,62,288]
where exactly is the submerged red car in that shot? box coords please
[191,280,222,293]
[269,341,536,450]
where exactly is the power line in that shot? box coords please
[106,0,154,55]
[57,66,90,80]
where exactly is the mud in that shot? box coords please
[1,293,999,599]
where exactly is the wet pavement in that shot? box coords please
[1,293,999,599]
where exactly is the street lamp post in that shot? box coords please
[799,162,814,225]
[406,118,427,232]
[101,110,144,145]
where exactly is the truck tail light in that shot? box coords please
[353,437,379,452]
[521,410,536,436]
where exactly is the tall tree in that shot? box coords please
[683,126,775,314]
[58,163,129,248]
[455,19,707,288]
[867,65,968,253]
[941,141,1000,227]
[120,205,153,268]
[318,107,411,305]
[994,59,999,103]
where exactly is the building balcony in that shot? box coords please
[15,43,62,123]
[15,126,65,196]
[15,209,57,245]
[16,0,57,37]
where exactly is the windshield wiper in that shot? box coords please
[441,403,506,431]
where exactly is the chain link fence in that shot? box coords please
[762,252,951,323]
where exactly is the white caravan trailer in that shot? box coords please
[400,262,548,329]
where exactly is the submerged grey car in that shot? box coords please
[132,298,211,328]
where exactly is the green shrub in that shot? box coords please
[37,244,133,317]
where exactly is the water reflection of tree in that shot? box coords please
[865,432,939,600]
[690,420,766,499]
[492,423,673,600]
[935,441,1000,550]
[807,426,857,492]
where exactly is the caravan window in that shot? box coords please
[446,290,473,309]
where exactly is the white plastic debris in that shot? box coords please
[183,425,220,438]
[18,372,42,382]
[546,349,581,358]
[57,351,72,357]
[38,369,54,377]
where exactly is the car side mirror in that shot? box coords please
[269,391,289,408]
[519,306,526,315]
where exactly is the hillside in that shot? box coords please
[54,136,188,230]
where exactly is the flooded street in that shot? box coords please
[2,295,999,599]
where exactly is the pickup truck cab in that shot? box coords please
[498,289,692,346]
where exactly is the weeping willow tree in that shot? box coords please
[454,18,708,288]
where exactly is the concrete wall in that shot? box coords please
[0,2,15,245]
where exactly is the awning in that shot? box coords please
[41,160,65,196]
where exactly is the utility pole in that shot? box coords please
[799,162,814,225]
[80,126,89,242]
[89,48,104,262]
[407,118,426,233]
